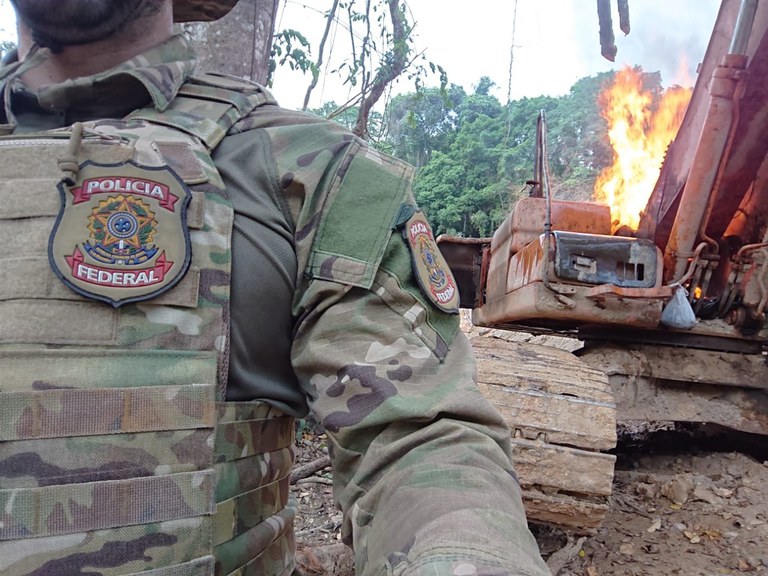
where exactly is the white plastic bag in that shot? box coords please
[660,284,698,330]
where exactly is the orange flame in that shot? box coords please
[594,67,692,232]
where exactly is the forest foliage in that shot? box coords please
[316,69,668,239]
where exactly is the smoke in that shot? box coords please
[582,0,721,88]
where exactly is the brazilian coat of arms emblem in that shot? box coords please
[403,210,460,314]
[48,161,192,306]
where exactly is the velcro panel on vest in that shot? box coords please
[0,348,217,391]
[153,142,208,185]
[0,349,218,572]
[212,401,296,576]
[1,301,118,344]
[0,177,61,218]
[0,518,214,575]
[1,257,201,307]
[0,384,214,440]
[0,471,214,540]
[305,145,413,289]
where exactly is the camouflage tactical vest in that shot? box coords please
[0,75,296,575]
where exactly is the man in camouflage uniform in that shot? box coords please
[0,0,549,574]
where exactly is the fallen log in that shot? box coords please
[291,455,332,484]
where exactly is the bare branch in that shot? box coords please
[302,0,341,110]
[354,0,409,139]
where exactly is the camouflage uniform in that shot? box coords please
[0,36,549,576]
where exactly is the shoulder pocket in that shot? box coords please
[305,145,412,289]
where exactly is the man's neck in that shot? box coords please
[16,4,174,89]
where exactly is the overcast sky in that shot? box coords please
[0,0,722,110]
[271,0,722,110]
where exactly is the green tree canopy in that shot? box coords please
[387,71,626,237]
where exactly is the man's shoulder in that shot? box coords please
[233,102,354,140]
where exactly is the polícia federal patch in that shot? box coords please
[48,161,192,307]
[401,210,460,314]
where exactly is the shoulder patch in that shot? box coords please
[401,210,460,314]
[48,160,192,307]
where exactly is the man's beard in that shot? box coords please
[10,0,163,50]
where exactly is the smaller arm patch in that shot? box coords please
[398,207,460,314]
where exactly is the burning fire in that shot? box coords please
[594,67,692,232]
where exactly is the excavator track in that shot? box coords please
[470,333,617,533]
[577,343,768,436]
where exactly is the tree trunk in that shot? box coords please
[182,0,278,84]
[353,0,407,139]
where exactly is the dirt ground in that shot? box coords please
[540,433,768,576]
[291,427,768,576]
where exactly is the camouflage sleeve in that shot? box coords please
[290,182,549,573]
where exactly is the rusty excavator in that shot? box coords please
[438,0,768,532]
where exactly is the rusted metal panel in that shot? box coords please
[503,235,547,295]
[474,280,665,330]
[707,28,768,239]
[584,284,674,300]
[500,197,612,255]
[435,235,490,309]
[663,53,747,282]
[476,230,669,330]
[644,0,768,250]
[554,231,659,288]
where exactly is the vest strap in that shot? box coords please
[127,77,271,149]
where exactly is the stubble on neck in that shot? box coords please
[16,0,174,89]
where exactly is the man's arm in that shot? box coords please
[237,113,549,574]
[291,231,549,576]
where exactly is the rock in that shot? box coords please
[661,474,695,505]
[714,486,734,498]
[692,484,724,506]
[636,482,659,500]
[647,518,662,533]
[619,543,635,556]
[727,463,743,478]
[295,543,354,576]
[683,530,701,544]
